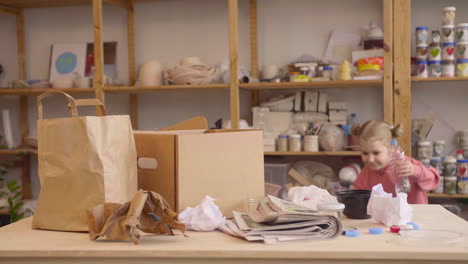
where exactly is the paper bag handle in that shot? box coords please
[37,90,106,119]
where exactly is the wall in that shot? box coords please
[1,0,388,199]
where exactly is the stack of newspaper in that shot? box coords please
[220,195,343,244]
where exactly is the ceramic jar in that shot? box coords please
[442,6,456,26]
[442,25,455,42]
[442,60,456,77]
[428,60,442,77]
[457,59,468,77]
[416,60,428,78]
[456,23,468,42]
[415,26,429,45]
[442,42,456,60]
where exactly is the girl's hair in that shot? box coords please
[351,120,403,144]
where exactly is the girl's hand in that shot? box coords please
[397,161,415,178]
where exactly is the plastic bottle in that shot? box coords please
[456,149,464,160]
[346,113,358,146]
[390,139,411,193]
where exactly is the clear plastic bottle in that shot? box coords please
[390,139,411,193]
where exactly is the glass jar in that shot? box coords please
[457,159,468,178]
[442,6,456,26]
[444,156,457,176]
[430,157,444,176]
[417,141,432,160]
[277,135,289,152]
[434,176,444,193]
[442,25,455,42]
[416,44,428,59]
[444,176,457,194]
[456,23,468,42]
[322,66,333,80]
[442,60,456,77]
[433,140,445,157]
[416,60,428,78]
[252,106,269,130]
[458,178,468,194]
[415,26,429,45]
[428,60,442,77]
[442,42,456,60]
[456,59,468,77]
[288,134,301,152]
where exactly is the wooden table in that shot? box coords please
[0,205,467,264]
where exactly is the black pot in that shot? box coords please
[336,189,372,219]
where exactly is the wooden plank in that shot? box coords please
[0,149,36,155]
[393,0,411,155]
[428,193,468,198]
[240,80,383,90]
[228,0,239,129]
[249,0,259,107]
[0,5,19,15]
[17,9,25,80]
[0,0,132,8]
[0,88,95,95]
[21,154,31,199]
[412,76,468,82]
[383,0,393,124]
[106,84,228,92]
[127,0,138,128]
[264,151,361,156]
[92,0,105,116]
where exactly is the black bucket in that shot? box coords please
[336,189,372,219]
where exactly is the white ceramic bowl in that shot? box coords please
[261,95,295,112]
[51,79,73,89]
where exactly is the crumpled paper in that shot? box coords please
[367,184,413,226]
[288,185,338,211]
[87,190,186,244]
[178,196,225,231]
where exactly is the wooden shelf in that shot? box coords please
[264,151,361,156]
[105,84,229,93]
[0,0,138,9]
[0,88,94,95]
[0,209,8,215]
[412,77,468,82]
[428,193,468,199]
[0,148,36,155]
[240,80,383,90]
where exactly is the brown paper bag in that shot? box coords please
[87,190,186,244]
[32,90,138,231]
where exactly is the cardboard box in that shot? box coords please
[134,118,265,217]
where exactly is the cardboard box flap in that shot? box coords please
[134,129,206,136]
[160,116,208,131]
[134,133,177,208]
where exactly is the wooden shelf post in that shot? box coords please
[393,0,412,155]
[92,0,106,116]
[249,0,259,108]
[127,0,138,128]
[228,0,240,129]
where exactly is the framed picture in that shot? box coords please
[49,43,87,82]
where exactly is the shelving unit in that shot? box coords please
[0,149,36,155]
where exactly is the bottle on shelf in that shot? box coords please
[390,139,411,193]
[456,149,464,160]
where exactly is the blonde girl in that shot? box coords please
[351,120,439,204]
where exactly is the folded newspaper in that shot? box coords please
[219,195,343,244]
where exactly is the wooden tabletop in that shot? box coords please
[0,205,467,264]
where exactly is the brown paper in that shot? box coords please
[32,90,138,231]
[87,190,186,244]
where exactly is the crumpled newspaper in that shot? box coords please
[367,184,413,226]
[178,196,225,231]
[87,190,186,244]
[288,185,338,211]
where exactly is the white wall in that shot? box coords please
[0,0,410,199]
